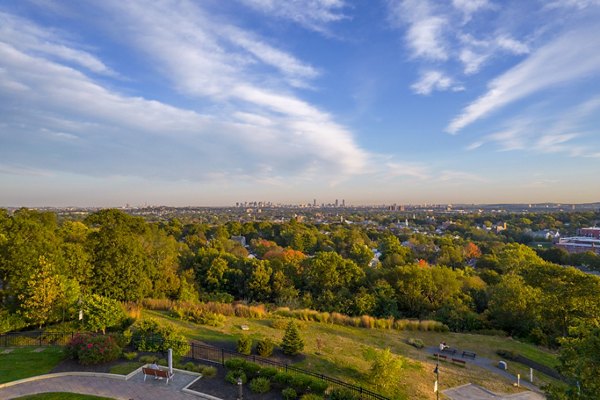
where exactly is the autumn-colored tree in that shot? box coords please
[464,242,482,259]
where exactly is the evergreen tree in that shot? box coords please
[281,321,304,355]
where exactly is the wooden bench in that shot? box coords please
[433,353,448,360]
[142,367,173,384]
[462,351,477,359]
[451,358,466,365]
[441,347,457,355]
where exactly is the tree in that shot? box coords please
[17,256,62,328]
[81,294,126,334]
[369,348,403,390]
[281,321,304,355]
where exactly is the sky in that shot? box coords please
[1,0,600,207]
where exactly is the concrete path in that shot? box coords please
[443,383,546,400]
[425,346,542,393]
[0,370,209,400]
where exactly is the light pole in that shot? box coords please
[237,377,243,400]
[433,353,440,400]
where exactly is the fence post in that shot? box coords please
[285,364,288,373]
[221,348,225,365]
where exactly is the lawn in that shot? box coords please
[12,393,115,400]
[142,310,558,399]
[0,347,65,384]
[108,361,144,375]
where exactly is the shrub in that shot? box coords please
[407,338,424,349]
[328,388,359,400]
[226,370,247,384]
[273,371,295,387]
[282,387,298,400]
[256,338,274,357]
[260,366,278,378]
[272,318,290,330]
[123,351,138,361]
[225,358,247,371]
[237,336,252,355]
[497,349,518,360]
[82,294,126,334]
[139,355,158,363]
[131,318,190,356]
[249,377,271,394]
[66,334,122,365]
[199,365,217,377]
[299,395,323,400]
[0,311,27,334]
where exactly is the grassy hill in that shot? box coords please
[143,310,559,399]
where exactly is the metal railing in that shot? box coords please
[2,331,390,400]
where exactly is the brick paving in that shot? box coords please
[0,370,213,400]
[443,383,546,399]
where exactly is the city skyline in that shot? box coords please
[1,0,600,207]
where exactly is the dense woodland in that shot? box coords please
[1,208,600,398]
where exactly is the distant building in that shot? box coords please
[579,227,600,239]
[556,237,600,255]
[527,229,560,240]
[231,235,247,247]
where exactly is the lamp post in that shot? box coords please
[433,353,440,400]
[237,377,243,400]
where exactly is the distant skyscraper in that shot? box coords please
[342,199,345,207]
[335,199,339,207]
[313,199,316,207]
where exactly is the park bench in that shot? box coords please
[142,367,173,384]
[433,353,448,360]
[441,347,457,355]
[451,358,466,365]
[462,351,477,359]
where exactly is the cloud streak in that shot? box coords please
[447,26,600,133]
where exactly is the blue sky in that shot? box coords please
[1,0,599,206]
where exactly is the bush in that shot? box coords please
[131,318,190,356]
[249,377,271,394]
[497,349,518,360]
[224,358,247,371]
[139,355,158,363]
[237,336,252,355]
[299,395,323,400]
[0,311,27,334]
[282,387,298,400]
[273,371,295,387]
[272,318,290,330]
[199,365,217,378]
[256,338,274,357]
[328,388,359,400]
[407,338,424,349]
[260,366,278,378]
[226,370,247,384]
[123,351,138,360]
[66,334,122,365]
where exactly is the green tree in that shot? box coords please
[369,348,403,390]
[82,294,126,334]
[17,256,62,328]
[247,261,273,302]
[281,321,304,355]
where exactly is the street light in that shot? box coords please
[237,377,243,400]
[433,353,440,400]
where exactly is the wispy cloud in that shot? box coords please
[411,70,463,95]
[452,0,494,21]
[237,0,348,34]
[446,26,600,133]
[388,0,449,61]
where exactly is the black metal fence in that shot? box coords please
[184,341,389,400]
[1,331,390,400]
[0,331,89,347]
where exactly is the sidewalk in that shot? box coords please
[0,370,208,400]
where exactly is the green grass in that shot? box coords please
[142,309,558,399]
[0,347,65,384]
[12,393,115,400]
[108,361,144,375]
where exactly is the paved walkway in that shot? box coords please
[425,346,542,394]
[0,370,208,400]
[443,383,546,400]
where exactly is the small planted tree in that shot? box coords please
[237,335,252,355]
[369,348,403,390]
[281,321,304,355]
[256,338,274,357]
[82,294,126,334]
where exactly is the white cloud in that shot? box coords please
[545,0,600,10]
[0,12,115,76]
[452,0,494,20]
[237,0,347,33]
[411,70,458,95]
[446,26,600,133]
[385,162,430,179]
[0,6,371,184]
[496,36,529,55]
[388,0,449,61]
